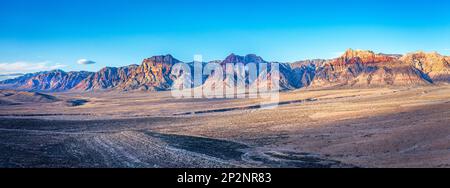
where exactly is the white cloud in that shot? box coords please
[77,59,96,65]
[0,61,66,75]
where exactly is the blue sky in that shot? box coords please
[1,0,450,75]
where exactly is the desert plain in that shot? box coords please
[0,85,449,168]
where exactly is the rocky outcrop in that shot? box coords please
[221,53,266,65]
[401,51,450,83]
[336,49,398,65]
[118,55,179,91]
[310,49,433,88]
[1,50,449,92]
[74,65,138,91]
[0,70,93,91]
[289,60,325,88]
[204,54,301,91]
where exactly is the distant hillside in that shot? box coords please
[0,70,93,91]
[73,65,138,91]
[310,49,434,88]
[0,90,59,105]
[1,49,449,92]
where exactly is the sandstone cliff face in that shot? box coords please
[338,49,397,65]
[1,50,449,92]
[401,51,450,83]
[289,60,325,88]
[203,54,259,94]
[310,49,432,88]
[74,65,138,91]
[203,54,300,91]
[251,63,294,91]
[118,55,179,91]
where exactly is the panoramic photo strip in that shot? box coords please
[0,0,449,186]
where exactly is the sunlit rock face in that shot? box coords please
[0,70,93,91]
[118,55,180,91]
[74,65,138,91]
[1,50,450,92]
[401,51,450,83]
[203,54,305,92]
[310,49,433,88]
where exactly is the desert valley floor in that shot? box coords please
[0,86,449,168]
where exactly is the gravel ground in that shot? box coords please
[1,86,449,168]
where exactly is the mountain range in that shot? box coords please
[1,49,449,92]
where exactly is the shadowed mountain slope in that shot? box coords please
[1,50,449,92]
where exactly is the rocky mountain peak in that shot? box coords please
[2,50,450,92]
[99,66,117,71]
[144,54,180,66]
[402,51,445,61]
[342,49,375,59]
[223,53,242,64]
[223,53,265,65]
[333,49,397,65]
[244,54,265,64]
[400,51,450,82]
[117,55,179,91]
